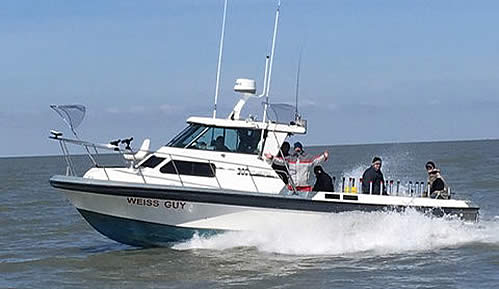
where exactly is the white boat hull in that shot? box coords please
[51,175,480,247]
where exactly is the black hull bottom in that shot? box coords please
[78,209,223,247]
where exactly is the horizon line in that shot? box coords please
[1,137,498,159]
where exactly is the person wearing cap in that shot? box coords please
[424,161,450,199]
[361,157,387,195]
[312,165,334,192]
[268,141,329,192]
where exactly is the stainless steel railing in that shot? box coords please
[50,135,286,194]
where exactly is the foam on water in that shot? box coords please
[174,211,499,256]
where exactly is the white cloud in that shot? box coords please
[129,105,146,113]
[159,104,182,114]
[105,107,120,114]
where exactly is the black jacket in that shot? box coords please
[361,166,386,195]
[273,162,289,185]
[313,171,334,192]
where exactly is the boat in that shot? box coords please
[49,1,479,247]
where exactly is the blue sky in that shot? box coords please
[1,0,498,156]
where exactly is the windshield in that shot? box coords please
[166,124,262,155]
[166,124,207,148]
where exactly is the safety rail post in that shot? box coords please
[332,176,336,192]
[380,180,384,195]
[247,165,259,192]
[427,182,431,198]
[126,145,147,184]
[269,130,298,195]
[91,144,110,181]
[84,144,99,167]
[133,156,147,184]
[209,160,223,190]
[342,177,345,192]
[118,146,147,184]
[359,178,363,194]
[59,140,75,176]
[396,180,400,195]
[369,181,373,195]
[63,141,74,175]
[169,154,184,187]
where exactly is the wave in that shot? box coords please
[173,210,499,256]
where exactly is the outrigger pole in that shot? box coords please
[262,0,281,123]
[213,0,228,119]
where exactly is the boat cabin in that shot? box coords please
[165,115,307,157]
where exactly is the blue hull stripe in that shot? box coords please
[77,209,224,247]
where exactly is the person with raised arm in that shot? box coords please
[268,142,329,192]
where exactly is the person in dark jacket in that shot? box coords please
[361,156,387,195]
[312,165,334,192]
[272,141,290,184]
[425,160,450,199]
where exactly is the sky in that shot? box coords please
[1,0,498,157]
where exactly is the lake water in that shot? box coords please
[1,139,499,288]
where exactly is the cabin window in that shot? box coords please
[139,155,166,168]
[166,124,262,154]
[167,124,207,148]
[187,127,261,154]
[160,160,216,177]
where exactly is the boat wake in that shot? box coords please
[173,210,499,256]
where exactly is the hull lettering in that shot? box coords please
[164,201,186,210]
[126,197,186,210]
[127,197,160,208]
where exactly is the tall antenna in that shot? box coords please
[295,48,303,119]
[212,0,228,119]
[262,0,281,123]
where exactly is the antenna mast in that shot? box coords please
[212,0,228,119]
[295,48,303,119]
[262,0,281,123]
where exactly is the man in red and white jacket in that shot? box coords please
[269,142,329,192]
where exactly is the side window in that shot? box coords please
[236,128,261,154]
[139,155,166,168]
[160,160,216,177]
[189,127,233,152]
[159,161,176,174]
[224,129,238,152]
